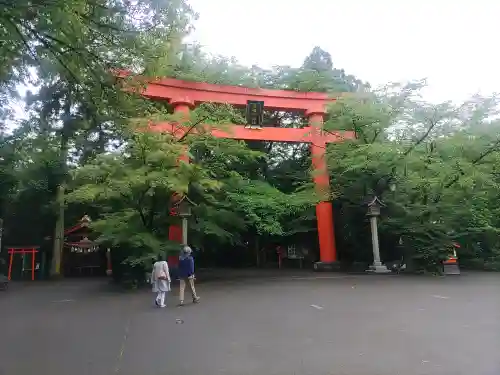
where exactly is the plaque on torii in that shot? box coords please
[246,100,264,129]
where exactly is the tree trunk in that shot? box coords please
[0,217,3,258]
[255,237,260,267]
[51,128,69,278]
[50,184,65,277]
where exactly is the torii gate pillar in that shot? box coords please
[308,111,337,266]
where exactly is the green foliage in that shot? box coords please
[325,81,500,271]
[0,0,196,89]
[0,0,198,274]
[0,134,18,217]
[68,118,318,265]
[2,0,500,274]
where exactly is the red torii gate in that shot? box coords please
[129,75,355,267]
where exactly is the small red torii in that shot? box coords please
[7,247,39,281]
[118,73,355,268]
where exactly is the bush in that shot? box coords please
[484,259,500,271]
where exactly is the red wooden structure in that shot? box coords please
[63,215,108,277]
[7,247,39,281]
[119,73,356,266]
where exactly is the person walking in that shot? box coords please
[178,245,200,306]
[151,254,171,308]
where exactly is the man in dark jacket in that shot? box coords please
[178,245,200,306]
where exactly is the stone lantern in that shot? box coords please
[177,199,192,245]
[367,197,383,216]
[366,197,390,273]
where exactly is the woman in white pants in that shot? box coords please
[151,255,171,308]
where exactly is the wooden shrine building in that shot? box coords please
[62,215,107,277]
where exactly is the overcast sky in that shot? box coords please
[187,0,500,103]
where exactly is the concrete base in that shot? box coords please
[313,261,341,272]
[443,263,461,275]
[0,274,8,291]
[366,263,391,274]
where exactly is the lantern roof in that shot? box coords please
[365,196,385,207]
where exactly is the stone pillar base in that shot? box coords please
[313,261,341,272]
[366,263,391,273]
[443,264,460,275]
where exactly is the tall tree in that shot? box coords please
[324,81,500,270]
[1,0,198,276]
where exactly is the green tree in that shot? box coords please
[324,81,500,271]
[67,98,320,272]
[6,6,500,277]
[1,0,198,276]
[0,0,196,89]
